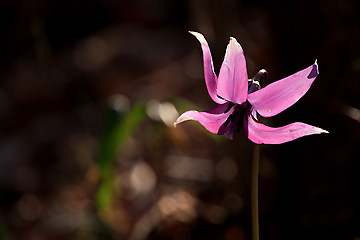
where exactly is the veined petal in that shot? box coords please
[174,103,233,134]
[217,37,248,104]
[247,61,319,117]
[189,31,226,104]
[245,111,328,144]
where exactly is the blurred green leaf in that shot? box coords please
[0,216,8,240]
[96,102,146,214]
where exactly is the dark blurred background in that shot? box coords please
[0,0,359,239]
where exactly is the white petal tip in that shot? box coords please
[173,113,194,127]
[188,31,202,38]
[228,36,243,52]
[189,31,207,45]
[173,120,180,127]
[316,128,329,134]
[229,36,238,43]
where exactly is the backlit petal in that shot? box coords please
[174,103,233,134]
[245,112,328,144]
[217,37,248,104]
[247,61,319,117]
[189,31,226,104]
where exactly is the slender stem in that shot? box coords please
[252,144,260,240]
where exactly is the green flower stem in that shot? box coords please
[252,144,260,240]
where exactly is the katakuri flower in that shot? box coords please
[174,31,328,144]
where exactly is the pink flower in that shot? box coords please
[174,31,328,144]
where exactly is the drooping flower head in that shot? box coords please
[174,31,328,144]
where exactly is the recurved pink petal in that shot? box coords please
[247,61,319,117]
[189,31,226,104]
[245,112,328,144]
[217,37,248,104]
[174,103,233,134]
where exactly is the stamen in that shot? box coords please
[236,107,247,132]
[248,69,268,93]
[236,121,241,133]
[248,80,261,94]
[223,104,248,131]
[230,110,238,122]
[224,102,234,113]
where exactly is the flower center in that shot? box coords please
[223,102,248,130]
[221,74,265,133]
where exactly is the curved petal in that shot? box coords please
[174,103,233,134]
[217,37,248,104]
[245,111,328,144]
[247,61,319,117]
[189,31,226,104]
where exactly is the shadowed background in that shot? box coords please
[0,0,359,239]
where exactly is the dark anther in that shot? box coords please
[224,102,234,113]
[236,121,241,133]
[248,80,261,94]
[253,69,268,88]
[236,107,247,132]
[224,108,239,127]
[230,110,238,122]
